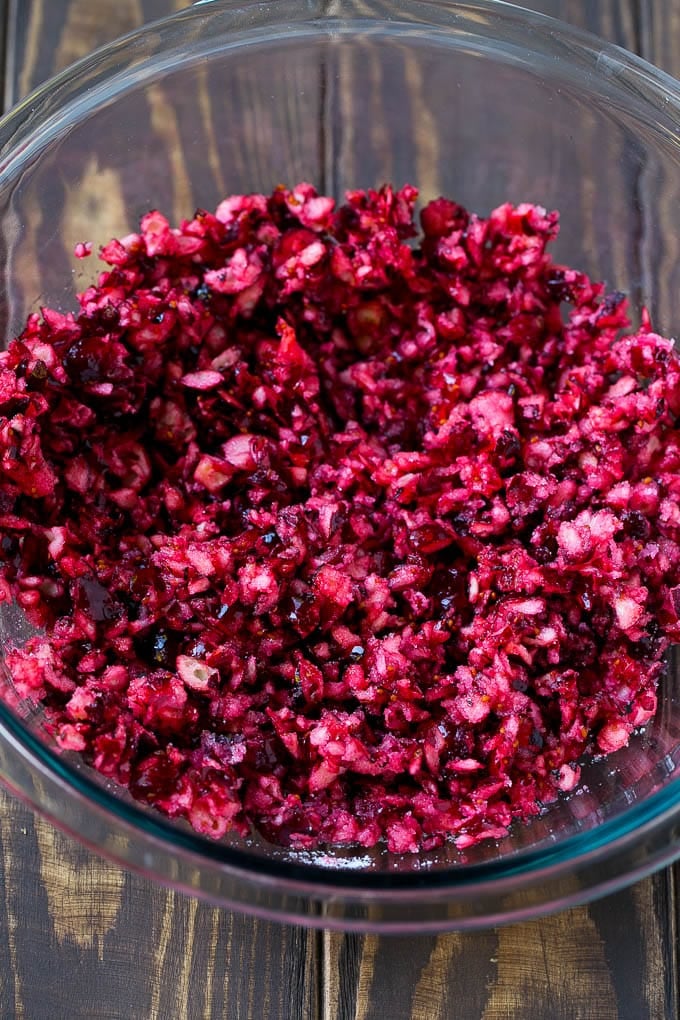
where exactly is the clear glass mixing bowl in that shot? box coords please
[1,0,680,932]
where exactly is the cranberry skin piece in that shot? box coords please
[63,337,111,385]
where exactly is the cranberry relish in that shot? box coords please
[0,183,678,854]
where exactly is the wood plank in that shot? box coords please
[6,0,190,106]
[639,0,680,79]
[322,886,675,1020]
[633,1,680,337]
[638,5,680,1005]
[323,3,679,1019]
[0,787,319,1020]
[519,0,638,38]
[0,3,322,1019]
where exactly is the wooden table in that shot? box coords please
[0,1,679,1017]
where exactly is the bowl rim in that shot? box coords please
[4,693,680,894]
[2,0,680,165]
[2,0,680,922]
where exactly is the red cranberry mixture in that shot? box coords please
[0,183,678,854]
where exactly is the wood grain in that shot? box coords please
[322,3,680,1018]
[322,888,675,1020]
[0,789,320,1020]
[638,10,680,1013]
[1,3,321,1018]
[1,2,680,1020]
[639,0,680,78]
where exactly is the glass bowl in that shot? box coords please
[2,0,680,932]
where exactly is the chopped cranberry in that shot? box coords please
[0,184,676,854]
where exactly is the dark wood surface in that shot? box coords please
[0,1,679,1017]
